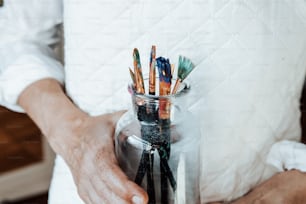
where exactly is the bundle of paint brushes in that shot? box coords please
[129,46,195,204]
[130,46,195,96]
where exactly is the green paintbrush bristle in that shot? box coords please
[177,55,195,81]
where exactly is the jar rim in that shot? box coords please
[128,78,190,100]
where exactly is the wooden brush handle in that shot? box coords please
[172,79,181,94]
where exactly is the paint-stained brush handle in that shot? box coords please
[133,48,145,94]
[149,45,156,95]
[129,67,136,86]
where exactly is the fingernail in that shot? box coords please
[132,195,143,204]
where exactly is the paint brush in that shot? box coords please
[171,56,195,94]
[129,67,136,86]
[156,57,172,119]
[156,57,172,95]
[133,48,159,202]
[171,64,175,77]
[156,56,173,202]
[149,45,156,95]
[133,48,145,94]
[135,116,159,204]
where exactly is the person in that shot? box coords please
[1,0,306,203]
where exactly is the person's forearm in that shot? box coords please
[18,78,88,160]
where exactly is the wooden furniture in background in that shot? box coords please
[0,106,55,202]
[0,106,42,173]
[2,193,48,204]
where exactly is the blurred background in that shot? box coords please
[0,83,305,204]
[0,106,54,204]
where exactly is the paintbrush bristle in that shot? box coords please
[177,56,195,81]
[156,57,172,84]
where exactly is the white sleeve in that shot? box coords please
[0,0,64,112]
[267,140,306,172]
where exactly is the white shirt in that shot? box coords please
[2,0,306,203]
[0,0,64,111]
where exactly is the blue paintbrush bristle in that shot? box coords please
[177,55,195,80]
[156,57,172,83]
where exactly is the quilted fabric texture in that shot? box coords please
[49,0,306,203]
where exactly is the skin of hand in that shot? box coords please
[209,170,306,204]
[18,79,148,204]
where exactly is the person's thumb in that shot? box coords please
[127,180,148,204]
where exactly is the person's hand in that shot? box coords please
[210,170,306,204]
[232,170,306,204]
[60,111,148,204]
[18,79,148,204]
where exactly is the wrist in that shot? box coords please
[18,78,89,159]
[47,109,89,160]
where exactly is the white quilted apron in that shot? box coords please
[49,0,306,203]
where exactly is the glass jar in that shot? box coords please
[115,80,200,204]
